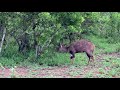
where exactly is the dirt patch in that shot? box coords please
[96,52,120,59]
[0,52,120,78]
[0,68,11,78]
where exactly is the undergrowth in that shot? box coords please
[0,35,120,68]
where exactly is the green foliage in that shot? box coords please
[0,57,16,67]
[37,53,70,66]
[1,12,120,78]
[0,12,120,68]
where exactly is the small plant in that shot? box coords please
[0,63,5,77]
[108,69,117,77]
[98,68,105,74]
[10,66,17,78]
[0,63,5,69]
[85,71,93,78]
[68,71,81,77]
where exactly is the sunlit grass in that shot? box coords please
[0,35,120,78]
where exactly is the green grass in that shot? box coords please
[0,35,120,78]
[38,53,84,66]
[84,35,120,54]
[0,57,17,68]
[1,34,120,68]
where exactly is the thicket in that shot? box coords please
[0,12,120,66]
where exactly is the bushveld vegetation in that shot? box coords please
[0,12,120,78]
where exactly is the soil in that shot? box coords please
[0,52,120,78]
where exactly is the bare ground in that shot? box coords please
[0,52,120,78]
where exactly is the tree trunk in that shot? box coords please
[0,28,6,54]
[32,20,37,49]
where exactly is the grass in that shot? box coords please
[1,34,120,68]
[85,71,93,78]
[0,35,120,78]
[84,35,120,54]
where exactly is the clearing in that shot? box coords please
[0,52,120,78]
